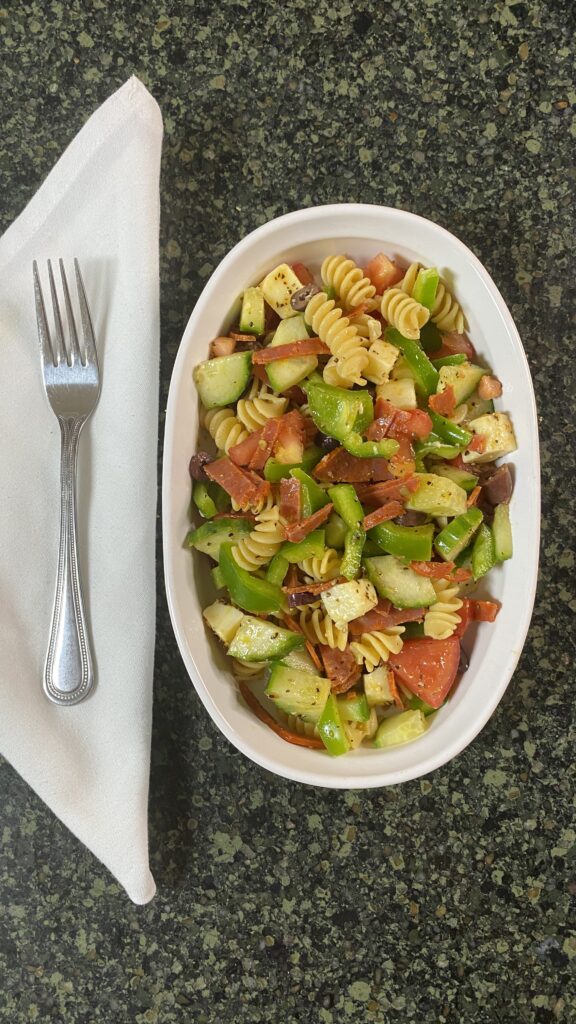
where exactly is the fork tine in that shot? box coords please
[59,259,81,366]
[33,260,57,368]
[48,259,68,365]
[74,259,98,369]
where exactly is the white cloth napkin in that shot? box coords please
[0,77,162,904]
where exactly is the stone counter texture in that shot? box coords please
[0,1,574,1022]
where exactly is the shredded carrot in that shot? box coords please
[280,611,323,672]
[237,679,324,748]
[467,485,482,507]
[388,669,404,709]
[252,338,329,363]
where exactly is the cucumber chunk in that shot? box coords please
[434,508,484,561]
[193,351,252,410]
[203,602,244,646]
[185,516,253,559]
[373,710,428,748]
[279,647,318,674]
[229,617,304,663]
[492,503,513,562]
[265,663,330,720]
[363,666,395,707]
[239,286,265,335]
[364,555,437,608]
[430,464,479,493]
[265,314,318,391]
[325,513,348,550]
[436,363,485,405]
[405,473,468,518]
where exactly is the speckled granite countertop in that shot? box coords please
[1,2,574,1021]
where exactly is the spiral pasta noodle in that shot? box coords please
[232,658,266,679]
[232,490,275,516]
[204,407,249,454]
[277,711,318,738]
[304,292,368,388]
[430,281,466,334]
[236,379,288,432]
[298,605,348,651]
[232,504,285,571]
[380,288,430,340]
[353,313,382,345]
[424,579,462,640]
[350,627,405,671]
[321,255,377,310]
[400,261,466,333]
[299,548,341,582]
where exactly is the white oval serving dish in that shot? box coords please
[162,204,540,788]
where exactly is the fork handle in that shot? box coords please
[44,417,94,705]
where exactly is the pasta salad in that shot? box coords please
[185,252,517,756]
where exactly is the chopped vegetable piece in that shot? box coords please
[471,523,497,580]
[328,484,364,528]
[433,507,483,561]
[219,543,283,614]
[373,710,427,748]
[238,679,324,749]
[317,694,351,755]
[291,468,329,517]
[367,521,434,562]
[364,253,404,292]
[387,637,460,708]
[428,386,456,417]
[340,527,366,580]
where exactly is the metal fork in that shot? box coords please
[33,259,101,705]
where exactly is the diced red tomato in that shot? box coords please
[228,431,262,467]
[439,332,477,361]
[453,599,472,638]
[388,436,416,478]
[274,409,306,465]
[466,485,482,508]
[468,434,487,454]
[279,477,301,524]
[469,599,501,622]
[387,637,460,709]
[428,386,456,417]
[291,262,315,285]
[364,253,404,293]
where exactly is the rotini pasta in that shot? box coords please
[430,280,466,334]
[277,711,318,738]
[353,313,382,345]
[232,504,285,571]
[380,287,429,340]
[204,407,248,453]
[236,378,288,432]
[304,292,368,388]
[232,490,275,515]
[400,261,466,333]
[423,579,462,640]
[298,605,348,651]
[364,338,400,385]
[232,658,266,679]
[299,548,341,582]
[350,627,405,671]
[321,255,377,310]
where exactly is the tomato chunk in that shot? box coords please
[388,637,460,709]
[364,253,404,293]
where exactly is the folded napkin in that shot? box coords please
[0,77,162,904]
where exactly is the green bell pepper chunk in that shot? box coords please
[328,484,364,528]
[264,445,322,482]
[219,543,283,613]
[419,321,442,353]
[265,554,290,586]
[304,380,373,442]
[317,694,351,756]
[414,434,463,461]
[325,512,348,549]
[277,529,326,563]
[290,468,329,517]
[412,267,439,311]
[471,524,497,581]
[367,521,434,561]
[192,481,217,519]
[385,327,439,396]
[403,621,426,639]
[324,284,337,301]
[434,507,483,562]
[429,411,472,448]
[343,432,399,459]
[341,527,366,580]
[408,694,438,715]
[431,353,467,369]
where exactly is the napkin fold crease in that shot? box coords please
[0,77,163,904]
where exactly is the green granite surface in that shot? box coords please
[1,1,575,1021]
